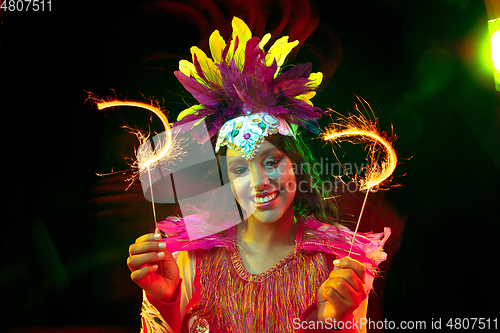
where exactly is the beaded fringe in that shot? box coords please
[186,247,330,333]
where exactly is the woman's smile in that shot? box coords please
[251,190,281,208]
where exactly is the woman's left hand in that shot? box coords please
[317,257,367,323]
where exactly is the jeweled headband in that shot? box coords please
[215,112,296,159]
[174,17,326,159]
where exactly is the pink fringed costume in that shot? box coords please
[140,214,390,333]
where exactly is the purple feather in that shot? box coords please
[174,71,220,108]
[276,63,313,81]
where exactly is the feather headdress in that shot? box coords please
[174,17,325,142]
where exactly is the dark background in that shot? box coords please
[1,0,499,331]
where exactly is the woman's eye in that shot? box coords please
[231,166,249,176]
[266,158,282,168]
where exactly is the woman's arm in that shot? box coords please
[138,250,196,333]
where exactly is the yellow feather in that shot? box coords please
[296,72,323,104]
[230,17,253,70]
[191,46,222,86]
[179,59,196,77]
[231,17,252,42]
[259,33,271,50]
[296,92,316,105]
[270,38,299,68]
[177,104,203,121]
[266,37,299,74]
[209,30,226,64]
[307,72,323,87]
[298,98,313,106]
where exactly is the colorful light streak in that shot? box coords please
[322,98,398,256]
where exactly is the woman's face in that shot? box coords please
[225,139,297,223]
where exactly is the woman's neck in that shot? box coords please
[237,205,297,255]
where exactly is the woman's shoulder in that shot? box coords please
[298,216,391,271]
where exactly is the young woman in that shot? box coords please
[127,17,390,333]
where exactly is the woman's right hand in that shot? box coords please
[127,233,180,302]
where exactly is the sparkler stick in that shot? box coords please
[97,100,173,238]
[147,164,165,275]
[97,100,173,273]
[147,165,158,226]
[347,188,370,257]
[322,98,398,257]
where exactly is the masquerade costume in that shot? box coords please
[139,17,390,333]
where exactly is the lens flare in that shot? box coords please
[488,18,500,91]
[491,30,500,73]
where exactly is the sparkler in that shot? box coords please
[97,100,173,172]
[322,97,398,257]
[97,100,175,241]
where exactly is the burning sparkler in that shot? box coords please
[97,100,174,173]
[96,100,177,244]
[322,97,398,256]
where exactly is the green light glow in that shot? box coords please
[491,31,500,72]
[488,18,500,91]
